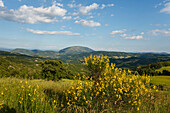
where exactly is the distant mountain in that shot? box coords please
[0,47,11,52]
[11,48,60,57]
[11,48,35,55]
[59,46,94,54]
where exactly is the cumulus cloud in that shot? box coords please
[56,3,63,7]
[122,32,144,40]
[75,19,101,27]
[124,35,143,40]
[120,34,127,37]
[73,16,79,20]
[0,4,67,24]
[26,29,80,36]
[150,29,170,36]
[79,3,99,15]
[67,4,82,8]
[62,16,72,20]
[0,0,4,7]
[140,32,144,35]
[72,12,79,16]
[160,2,170,14]
[101,4,114,9]
[111,29,144,40]
[110,29,126,35]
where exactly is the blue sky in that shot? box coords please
[0,0,170,53]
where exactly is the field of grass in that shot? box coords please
[156,66,170,73]
[0,77,169,113]
[151,76,170,95]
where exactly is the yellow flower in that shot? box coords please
[61,104,64,107]
[153,85,156,89]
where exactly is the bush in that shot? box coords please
[61,55,153,112]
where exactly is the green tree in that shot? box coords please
[41,60,73,81]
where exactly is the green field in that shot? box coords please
[151,76,170,94]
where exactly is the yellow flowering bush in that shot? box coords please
[62,55,152,112]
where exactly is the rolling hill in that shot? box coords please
[59,46,94,54]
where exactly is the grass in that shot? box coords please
[151,76,170,98]
[0,77,169,113]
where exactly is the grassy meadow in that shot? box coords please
[0,55,170,113]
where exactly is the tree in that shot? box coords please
[41,60,73,81]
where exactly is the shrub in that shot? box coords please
[62,55,152,112]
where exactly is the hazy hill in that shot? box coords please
[11,46,94,57]
[11,48,35,55]
[59,46,94,54]
[0,47,11,52]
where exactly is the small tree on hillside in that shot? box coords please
[41,60,73,81]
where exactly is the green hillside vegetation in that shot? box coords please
[135,61,170,76]
[0,51,85,80]
[156,66,170,73]
[11,48,35,55]
[59,46,94,54]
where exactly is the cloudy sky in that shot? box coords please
[0,0,170,53]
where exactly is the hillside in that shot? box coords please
[59,46,94,54]
[3,46,170,69]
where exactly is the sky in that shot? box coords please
[0,0,170,53]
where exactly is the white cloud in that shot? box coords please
[110,29,126,35]
[105,24,108,26]
[56,3,63,7]
[79,3,99,15]
[140,32,144,35]
[150,29,170,36]
[0,0,4,7]
[101,4,106,9]
[101,4,114,9]
[160,2,170,14]
[0,4,67,24]
[85,33,96,36]
[67,4,82,8]
[120,34,127,37]
[150,24,161,26]
[111,14,114,16]
[26,29,80,36]
[75,19,101,27]
[125,35,143,40]
[87,16,94,19]
[62,16,72,20]
[72,12,79,16]
[73,16,79,20]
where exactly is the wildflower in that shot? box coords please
[54,100,56,103]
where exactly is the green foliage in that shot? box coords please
[135,61,170,76]
[41,60,74,81]
[0,55,42,79]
